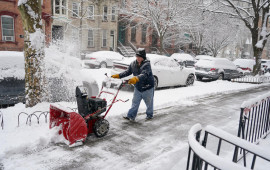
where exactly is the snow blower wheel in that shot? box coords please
[93,118,110,137]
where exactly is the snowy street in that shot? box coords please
[1,76,270,169]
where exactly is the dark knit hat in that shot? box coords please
[136,48,146,60]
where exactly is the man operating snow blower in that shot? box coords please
[111,48,155,122]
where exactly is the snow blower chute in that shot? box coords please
[49,77,128,146]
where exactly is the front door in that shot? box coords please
[118,24,126,45]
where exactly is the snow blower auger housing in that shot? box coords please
[49,78,128,146]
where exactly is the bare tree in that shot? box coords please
[204,0,270,75]
[120,0,196,54]
[18,0,46,107]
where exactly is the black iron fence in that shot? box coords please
[187,124,270,170]
[186,124,248,170]
[233,92,270,165]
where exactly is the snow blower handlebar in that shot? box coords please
[85,74,129,120]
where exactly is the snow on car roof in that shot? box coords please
[171,53,194,61]
[85,51,124,59]
[113,54,169,66]
[196,57,237,69]
[146,54,169,62]
[0,51,24,80]
[233,59,255,68]
[195,55,214,60]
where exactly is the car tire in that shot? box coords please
[154,76,158,90]
[100,62,107,68]
[196,75,202,81]
[218,73,224,80]
[186,74,195,86]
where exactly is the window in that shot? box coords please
[54,0,67,15]
[88,5,94,19]
[72,3,79,17]
[141,24,147,43]
[88,29,94,47]
[102,30,107,47]
[55,0,60,14]
[62,0,66,15]
[110,30,115,50]
[103,6,108,21]
[131,22,136,42]
[111,6,116,21]
[1,15,14,42]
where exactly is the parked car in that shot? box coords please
[171,53,195,67]
[111,54,195,89]
[0,51,25,108]
[261,59,270,73]
[195,57,241,81]
[84,51,124,68]
[233,59,255,76]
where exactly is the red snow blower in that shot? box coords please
[49,77,128,146]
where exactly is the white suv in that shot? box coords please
[111,54,195,89]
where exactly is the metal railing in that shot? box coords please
[231,75,270,84]
[186,124,248,170]
[17,111,49,126]
[187,124,270,170]
[233,92,270,164]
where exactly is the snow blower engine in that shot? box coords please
[76,86,107,118]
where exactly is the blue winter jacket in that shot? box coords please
[119,60,154,92]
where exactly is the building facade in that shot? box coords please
[51,0,119,57]
[0,0,52,51]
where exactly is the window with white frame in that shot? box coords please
[72,2,79,17]
[102,30,107,47]
[88,29,94,47]
[54,0,67,15]
[111,6,116,21]
[103,6,108,21]
[1,15,14,42]
[88,5,94,19]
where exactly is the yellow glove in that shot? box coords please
[128,76,139,84]
[111,74,120,79]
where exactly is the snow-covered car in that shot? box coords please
[195,57,241,81]
[171,53,195,67]
[0,51,25,107]
[261,59,270,73]
[195,55,213,61]
[111,54,195,89]
[233,59,255,76]
[84,51,124,68]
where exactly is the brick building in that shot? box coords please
[51,0,119,57]
[0,0,52,51]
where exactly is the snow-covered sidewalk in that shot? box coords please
[1,68,270,169]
